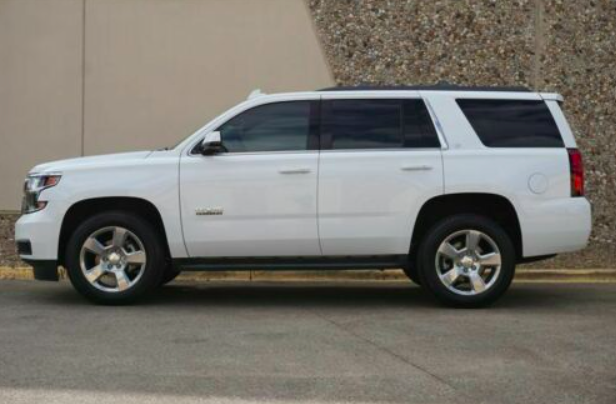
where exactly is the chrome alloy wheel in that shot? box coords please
[434,229,502,296]
[79,226,147,293]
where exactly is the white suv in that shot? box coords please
[15,85,591,307]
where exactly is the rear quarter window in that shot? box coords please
[456,99,564,148]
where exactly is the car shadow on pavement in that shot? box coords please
[153,282,438,309]
[152,282,601,310]
[35,280,599,311]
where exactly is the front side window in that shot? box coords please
[217,101,313,152]
[456,99,564,148]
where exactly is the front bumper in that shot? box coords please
[15,202,65,282]
[15,202,64,261]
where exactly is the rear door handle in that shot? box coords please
[278,167,312,174]
[401,165,433,172]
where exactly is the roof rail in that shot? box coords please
[318,83,531,93]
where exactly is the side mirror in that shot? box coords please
[199,131,225,155]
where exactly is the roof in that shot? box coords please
[318,84,532,93]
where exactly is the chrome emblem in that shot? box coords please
[196,207,223,216]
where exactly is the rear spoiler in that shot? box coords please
[540,93,564,102]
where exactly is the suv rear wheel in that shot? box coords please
[65,211,165,305]
[417,214,515,308]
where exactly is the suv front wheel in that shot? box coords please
[65,211,166,305]
[417,214,516,308]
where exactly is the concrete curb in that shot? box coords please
[1,266,615,283]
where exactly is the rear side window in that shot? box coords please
[404,100,441,148]
[456,99,564,148]
[321,99,440,150]
[322,99,401,149]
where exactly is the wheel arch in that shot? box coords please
[58,197,171,267]
[410,193,523,260]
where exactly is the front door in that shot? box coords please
[180,99,321,257]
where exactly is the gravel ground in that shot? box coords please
[0,280,614,404]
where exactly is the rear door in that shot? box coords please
[317,94,444,256]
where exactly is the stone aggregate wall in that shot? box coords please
[308,0,615,268]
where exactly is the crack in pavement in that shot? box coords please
[308,309,457,391]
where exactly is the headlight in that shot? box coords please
[21,173,62,214]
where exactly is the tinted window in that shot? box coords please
[321,99,440,150]
[456,99,564,147]
[322,99,402,149]
[404,100,441,148]
[217,102,312,152]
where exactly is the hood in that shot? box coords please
[30,151,153,174]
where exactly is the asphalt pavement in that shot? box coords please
[0,280,614,404]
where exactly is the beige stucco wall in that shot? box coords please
[0,0,333,210]
[83,0,333,155]
[0,0,84,210]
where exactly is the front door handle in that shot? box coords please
[401,165,433,172]
[278,167,311,174]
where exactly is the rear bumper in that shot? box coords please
[22,259,59,281]
[520,197,592,257]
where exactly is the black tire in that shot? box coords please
[65,211,166,305]
[416,214,515,308]
[159,266,181,286]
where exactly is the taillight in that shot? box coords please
[567,148,584,197]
